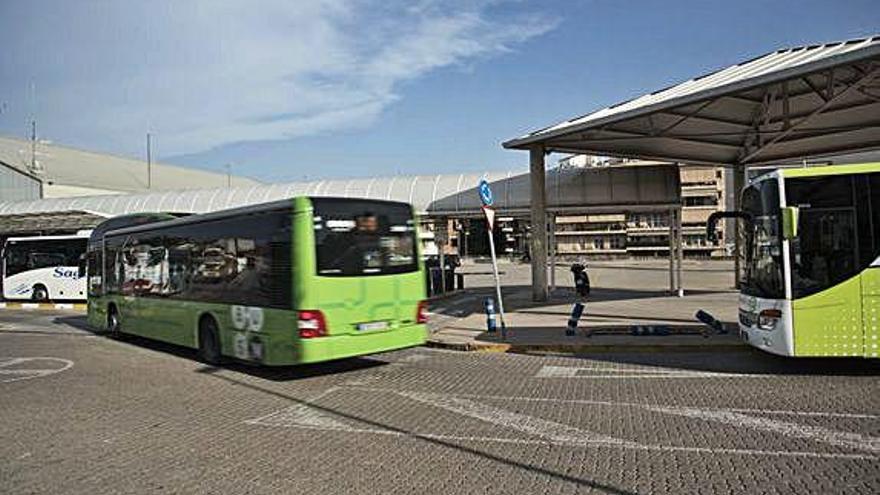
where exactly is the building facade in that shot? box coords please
[0,160,41,203]
[554,157,729,258]
[0,135,260,202]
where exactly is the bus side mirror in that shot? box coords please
[781,206,799,240]
[706,211,752,243]
[78,254,87,278]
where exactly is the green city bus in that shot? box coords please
[710,162,879,357]
[86,197,428,365]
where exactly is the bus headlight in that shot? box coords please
[757,309,781,330]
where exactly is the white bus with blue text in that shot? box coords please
[2,232,90,302]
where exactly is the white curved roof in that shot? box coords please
[0,165,680,235]
[0,170,511,217]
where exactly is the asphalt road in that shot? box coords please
[1,309,879,494]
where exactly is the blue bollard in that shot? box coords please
[566,302,585,336]
[484,297,497,333]
[695,309,725,336]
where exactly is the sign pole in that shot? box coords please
[485,209,507,338]
[478,179,506,339]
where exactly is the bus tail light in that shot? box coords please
[298,310,327,338]
[757,309,782,330]
[416,300,429,324]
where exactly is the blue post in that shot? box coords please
[566,302,585,336]
[484,297,497,333]
[695,309,725,336]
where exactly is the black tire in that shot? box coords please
[107,305,121,339]
[198,316,222,365]
[31,284,49,302]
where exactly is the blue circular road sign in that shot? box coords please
[478,179,494,206]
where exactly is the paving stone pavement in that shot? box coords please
[1,309,879,494]
[428,259,742,352]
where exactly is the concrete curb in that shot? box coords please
[425,340,512,352]
[426,338,750,354]
[0,302,87,311]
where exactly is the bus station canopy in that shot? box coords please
[503,36,880,166]
[503,35,880,301]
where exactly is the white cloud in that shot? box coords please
[2,0,557,156]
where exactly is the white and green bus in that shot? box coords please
[86,197,428,366]
[710,162,879,357]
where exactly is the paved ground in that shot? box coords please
[2,309,879,494]
[429,259,741,350]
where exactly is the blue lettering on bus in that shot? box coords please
[53,267,80,279]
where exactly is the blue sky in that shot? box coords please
[1,1,878,182]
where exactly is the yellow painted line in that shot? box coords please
[0,302,86,311]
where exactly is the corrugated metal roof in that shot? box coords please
[0,136,261,193]
[504,36,880,154]
[0,165,681,227]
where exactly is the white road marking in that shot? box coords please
[535,365,580,377]
[0,357,74,383]
[723,408,879,420]
[535,364,760,379]
[245,387,357,430]
[245,387,875,460]
[354,386,879,419]
[396,353,431,364]
[246,403,352,430]
[246,419,874,459]
[398,390,637,447]
[650,406,880,454]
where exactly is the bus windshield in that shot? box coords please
[312,198,418,276]
[740,179,784,299]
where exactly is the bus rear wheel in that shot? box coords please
[198,316,222,365]
[31,285,49,302]
[107,305,121,339]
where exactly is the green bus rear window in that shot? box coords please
[312,198,417,277]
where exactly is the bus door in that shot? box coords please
[789,206,862,356]
[861,264,880,358]
[859,175,880,358]
[788,175,864,357]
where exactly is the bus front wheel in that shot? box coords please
[198,316,222,366]
[31,285,49,302]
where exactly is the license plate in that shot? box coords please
[357,321,389,332]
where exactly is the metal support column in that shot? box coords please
[668,208,675,294]
[733,163,745,289]
[529,146,548,301]
[549,213,558,292]
[437,217,447,295]
[675,207,684,297]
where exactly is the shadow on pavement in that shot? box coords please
[195,357,388,381]
[51,315,391,381]
[514,309,730,326]
[53,315,93,332]
[431,285,734,319]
